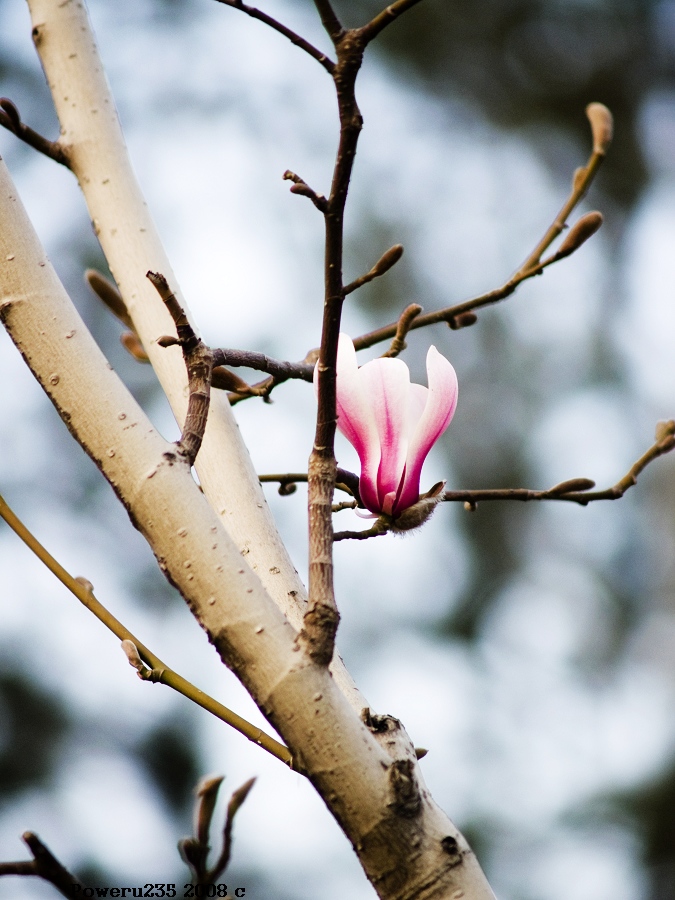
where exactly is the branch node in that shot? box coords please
[297,603,340,666]
[0,96,71,167]
[283,169,328,212]
[147,271,213,465]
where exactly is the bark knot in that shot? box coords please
[388,758,421,818]
[297,603,340,666]
[440,835,464,869]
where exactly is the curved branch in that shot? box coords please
[353,107,611,352]
[213,347,314,382]
[0,98,71,167]
[444,422,675,508]
[212,0,336,73]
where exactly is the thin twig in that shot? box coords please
[352,106,612,352]
[212,347,314,382]
[444,422,675,508]
[312,0,344,42]
[209,777,256,883]
[259,469,361,502]
[283,170,328,212]
[344,244,404,296]
[148,271,214,466]
[212,0,335,73]
[332,499,357,512]
[179,775,255,887]
[0,832,84,899]
[0,491,293,767]
[0,98,71,167]
[359,0,425,43]
[334,519,389,541]
[381,303,422,357]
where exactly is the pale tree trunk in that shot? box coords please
[0,1,497,897]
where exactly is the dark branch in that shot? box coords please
[0,98,71,167]
[0,832,85,899]
[259,468,361,503]
[302,23,371,667]
[284,170,328,212]
[334,519,389,541]
[444,422,675,508]
[359,0,425,44]
[312,0,344,42]
[148,271,213,466]
[212,0,335,73]
[212,347,314,382]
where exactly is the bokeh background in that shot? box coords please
[1,0,675,897]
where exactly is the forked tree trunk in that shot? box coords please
[0,1,497,897]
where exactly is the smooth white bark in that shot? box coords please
[0,154,495,899]
[26,0,365,710]
[0,1,499,896]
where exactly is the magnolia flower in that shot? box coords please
[322,333,458,524]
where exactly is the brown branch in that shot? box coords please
[0,832,85,899]
[359,0,425,43]
[0,98,71,167]
[302,25,371,667]
[444,421,675,508]
[381,302,422,358]
[259,469,361,503]
[332,499,357,512]
[226,374,277,405]
[212,347,314,382]
[352,105,613,352]
[212,0,335,74]
[334,519,389,541]
[148,271,213,466]
[312,0,344,42]
[283,170,328,212]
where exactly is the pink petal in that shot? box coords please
[331,334,381,513]
[358,357,411,509]
[395,346,458,515]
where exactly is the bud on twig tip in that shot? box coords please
[0,97,21,130]
[655,420,675,442]
[555,211,603,260]
[372,244,404,277]
[586,103,613,156]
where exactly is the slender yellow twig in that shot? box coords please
[0,492,293,768]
